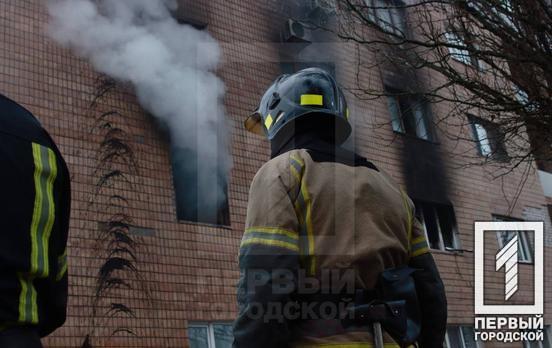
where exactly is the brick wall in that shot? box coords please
[0,0,550,347]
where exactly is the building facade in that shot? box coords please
[0,0,550,347]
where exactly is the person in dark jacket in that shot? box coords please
[234,68,447,347]
[0,94,71,348]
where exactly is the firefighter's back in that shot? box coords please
[274,142,416,347]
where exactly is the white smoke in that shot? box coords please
[47,0,231,223]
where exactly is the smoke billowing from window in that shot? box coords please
[47,0,231,222]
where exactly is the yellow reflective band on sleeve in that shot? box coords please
[411,235,426,245]
[300,94,323,106]
[411,247,430,257]
[264,114,274,130]
[56,248,68,281]
[346,108,350,120]
[241,238,299,252]
[17,273,38,325]
[30,143,58,278]
[399,190,412,247]
[245,227,298,241]
[241,227,300,253]
[411,235,430,257]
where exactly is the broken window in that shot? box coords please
[494,215,533,263]
[414,201,459,251]
[468,115,509,161]
[365,0,407,37]
[385,87,433,141]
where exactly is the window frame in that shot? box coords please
[415,201,460,252]
[493,216,534,264]
[385,87,434,141]
[187,322,233,348]
[445,31,481,69]
[468,115,509,162]
[365,0,407,37]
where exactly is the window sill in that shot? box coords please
[177,219,233,230]
[392,130,440,145]
[430,248,466,256]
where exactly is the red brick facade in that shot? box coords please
[0,1,550,347]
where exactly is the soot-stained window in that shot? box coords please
[414,201,459,251]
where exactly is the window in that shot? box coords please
[445,326,481,348]
[469,115,509,161]
[365,0,407,36]
[523,325,552,348]
[171,145,230,226]
[386,87,433,141]
[414,201,459,251]
[494,216,534,263]
[445,32,480,68]
[188,323,233,348]
[280,62,336,77]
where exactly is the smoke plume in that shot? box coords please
[47,0,230,223]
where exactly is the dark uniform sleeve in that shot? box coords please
[233,156,300,348]
[404,196,447,348]
[0,128,70,337]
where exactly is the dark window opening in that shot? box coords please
[151,114,230,227]
[468,115,509,162]
[385,87,433,141]
[170,144,230,227]
[414,201,458,251]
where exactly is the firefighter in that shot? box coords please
[233,68,447,347]
[0,94,71,348]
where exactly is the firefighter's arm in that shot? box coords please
[408,216,448,348]
[233,160,300,348]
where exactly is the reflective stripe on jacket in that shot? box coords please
[233,140,429,347]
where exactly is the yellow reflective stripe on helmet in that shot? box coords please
[300,94,323,106]
[265,113,274,130]
[346,107,350,120]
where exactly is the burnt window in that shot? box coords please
[469,115,509,161]
[365,0,407,37]
[385,87,433,141]
[414,201,459,251]
[170,143,230,227]
[280,62,336,77]
[153,115,230,227]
